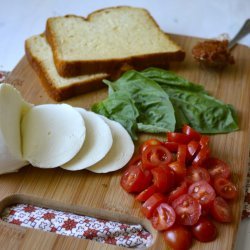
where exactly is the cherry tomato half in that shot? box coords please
[168,181,188,204]
[151,203,176,231]
[213,177,238,200]
[187,140,200,159]
[199,135,210,148]
[185,166,211,185]
[192,146,210,167]
[182,125,201,141]
[177,144,187,165]
[120,163,152,193]
[140,138,162,153]
[172,194,201,226]
[168,161,187,183]
[188,180,216,206]
[163,225,193,250]
[192,217,217,242]
[141,145,173,169]
[204,157,231,180]
[163,141,179,153]
[135,185,158,202]
[167,132,191,145]
[211,196,232,223]
[151,166,175,193]
[141,193,167,219]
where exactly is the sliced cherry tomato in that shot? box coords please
[192,146,210,167]
[163,141,179,153]
[199,135,210,148]
[167,132,191,144]
[120,163,152,193]
[187,140,200,159]
[182,125,201,141]
[151,203,176,231]
[135,185,158,202]
[163,225,193,250]
[185,166,210,185]
[168,161,187,183]
[168,181,188,204]
[192,217,217,242]
[140,138,162,153]
[141,193,167,219]
[213,177,238,200]
[151,166,175,193]
[203,157,231,180]
[177,144,187,165]
[172,194,201,225]
[188,180,215,206]
[127,154,142,167]
[210,196,232,223]
[141,145,173,169]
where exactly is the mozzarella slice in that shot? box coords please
[61,108,113,171]
[87,116,134,173]
[21,104,86,168]
[0,83,32,174]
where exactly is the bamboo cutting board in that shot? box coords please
[0,35,250,250]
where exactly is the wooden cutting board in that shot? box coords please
[0,34,250,250]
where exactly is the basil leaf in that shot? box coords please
[107,70,176,133]
[91,91,139,140]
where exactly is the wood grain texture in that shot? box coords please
[0,34,250,249]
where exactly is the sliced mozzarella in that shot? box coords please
[0,83,32,173]
[87,116,134,173]
[61,108,113,171]
[21,104,86,168]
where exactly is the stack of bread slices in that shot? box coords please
[25,6,185,101]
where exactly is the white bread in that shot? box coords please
[46,6,185,77]
[25,34,109,101]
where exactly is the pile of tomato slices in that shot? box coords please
[120,125,238,250]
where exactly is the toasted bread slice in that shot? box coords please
[25,34,109,101]
[46,6,185,77]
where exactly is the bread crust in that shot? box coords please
[25,40,108,102]
[45,6,185,77]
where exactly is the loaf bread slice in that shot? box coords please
[46,6,185,77]
[25,34,109,101]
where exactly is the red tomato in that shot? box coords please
[151,203,176,231]
[199,135,210,148]
[135,185,158,202]
[188,180,215,206]
[187,140,200,159]
[140,138,162,153]
[213,177,238,200]
[177,144,187,165]
[151,166,175,193]
[141,193,167,218]
[169,161,187,183]
[211,196,232,223]
[204,157,231,180]
[167,132,191,144]
[163,141,179,153]
[168,181,188,204]
[127,154,142,167]
[185,166,211,185]
[120,163,152,193]
[192,217,217,242]
[182,125,201,141]
[172,194,201,225]
[163,225,193,250]
[192,146,210,167]
[141,145,173,169]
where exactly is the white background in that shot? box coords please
[0,0,250,249]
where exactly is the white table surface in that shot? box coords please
[0,0,250,249]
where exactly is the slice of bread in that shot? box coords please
[46,6,185,77]
[25,34,109,101]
